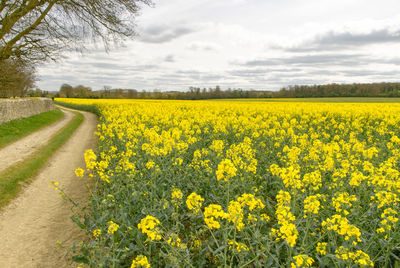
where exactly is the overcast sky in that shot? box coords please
[37,0,400,92]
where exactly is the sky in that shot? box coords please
[37,0,400,92]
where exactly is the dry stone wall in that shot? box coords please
[0,98,55,124]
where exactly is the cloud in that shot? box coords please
[228,68,302,78]
[89,62,130,70]
[279,28,400,52]
[339,69,400,77]
[242,53,369,67]
[164,55,175,62]
[186,41,221,51]
[138,24,197,43]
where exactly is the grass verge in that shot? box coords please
[0,112,84,209]
[0,109,64,149]
[54,101,100,116]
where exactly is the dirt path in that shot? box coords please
[0,108,97,267]
[0,108,75,173]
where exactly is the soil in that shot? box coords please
[0,108,74,173]
[0,107,97,267]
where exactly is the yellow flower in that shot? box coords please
[227,201,244,231]
[303,194,322,217]
[204,204,228,229]
[171,189,183,200]
[138,216,162,241]
[186,192,204,213]
[171,188,183,207]
[84,149,97,170]
[260,213,270,222]
[274,191,298,247]
[216,159,237,181]
[209,140,224,153]
[131,255,150,268]
[322,214,361,243]
[74,168,85,177]
[316,242,327,255]
[291,254,314,267]
[193,239,202,248]
[237,193,265,211]
[146,161,155,170]
[93,229,102,238]
[228,240,249,253]
[107,221,119,234]
[167,235,181,247]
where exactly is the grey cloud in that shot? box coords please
[164,55,175,62]
[176,70,202,75]
[340,69,400,77]
[229,68,302,77]
[186,42,220,51]
[158,70,224,83]
[139,24,196,43]
[280,28,400,52]
[308,69,338,76]
[90,62,130,70]
[243,53,369,67]
[39,74,77,81]
[383,58,400,65]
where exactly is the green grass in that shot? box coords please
[0,112,84,209]
[0,109,64,149]
[54,101,101,116]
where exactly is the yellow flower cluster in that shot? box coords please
[226,137,257,175]
[372,190,399,208]
[291,254,314,268]
[74,168,85,177]
[202,193,266,231]
[227,201,244,231]
[171,188,183,207]
[237,193,264,211]
[167,235,182,248]
[92,229,101,238]
[228,240,249,252]
[322,214,361,244]
[204,204,228,229]
[84,149,97,170]
[131,255,150,268]
[57,98,400,267]
[209,140,224,154]
[107,221,119,234]
[316,242,327,255]
[216,158,237,181]
[186,192,204,213]
[332,192,357,214]
[271,190,298,247]
[137,216,162,241]
[377,208,398,236]
[303,194,322,217]
[335,246,373,267]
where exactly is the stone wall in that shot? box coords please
[0,98,55,124]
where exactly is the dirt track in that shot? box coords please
[0,108,97,267]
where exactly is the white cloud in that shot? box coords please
[37,0,400,91]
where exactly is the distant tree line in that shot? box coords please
[54,85,274,99]
[52,82,400,100]
[3,82,400,99]
[274,83,400,98]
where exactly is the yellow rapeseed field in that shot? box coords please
[57,98,400,267]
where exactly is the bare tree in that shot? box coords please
[0,0,152,62]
